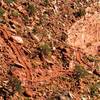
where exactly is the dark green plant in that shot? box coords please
[27,3,36,16]
[39,43,51,55]
[25,97,30,100]
[0,7,5,17]
[5,0,16,4]
[44,0,49,6]
[11,10,20,17]
[74,64,89,79]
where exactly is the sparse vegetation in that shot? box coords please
[0,7,5,17]
[74,64,89,79]
[11,10,20,17]
[27,3,36,16]
[25,97,30,100]
[44,0,49,6]
[5,0,16,4]
[39,43,51,55]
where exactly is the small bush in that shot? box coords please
[39,43,51,55]
[44,0,49,6]
[0,7,5,17]
[11,10,20,17]
[27,3,36,16]
[5,0,16,4]
[74,64,89,79]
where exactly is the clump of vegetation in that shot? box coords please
[0,7,5,17]
[11,10,20,17]
[25,97,30,100]
[39,43,51,55]
[5,0,16,4]
[27,3,36,16]
[90,82,100,97]
[74,64,89,80]
[44,0,49,6]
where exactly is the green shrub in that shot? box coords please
[44,0,49,6]
[5,0,16,4]
[11,10,20,17]
[74,64,89,79]
[0,7,5,17]
[27,3,36,16]
[39,43,51,55]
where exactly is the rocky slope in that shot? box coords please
[0,0,100,100]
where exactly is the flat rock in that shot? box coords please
[67,3,100,55]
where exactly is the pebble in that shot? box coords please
[11,35,23,44]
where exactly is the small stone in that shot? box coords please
[11,35,23,44]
